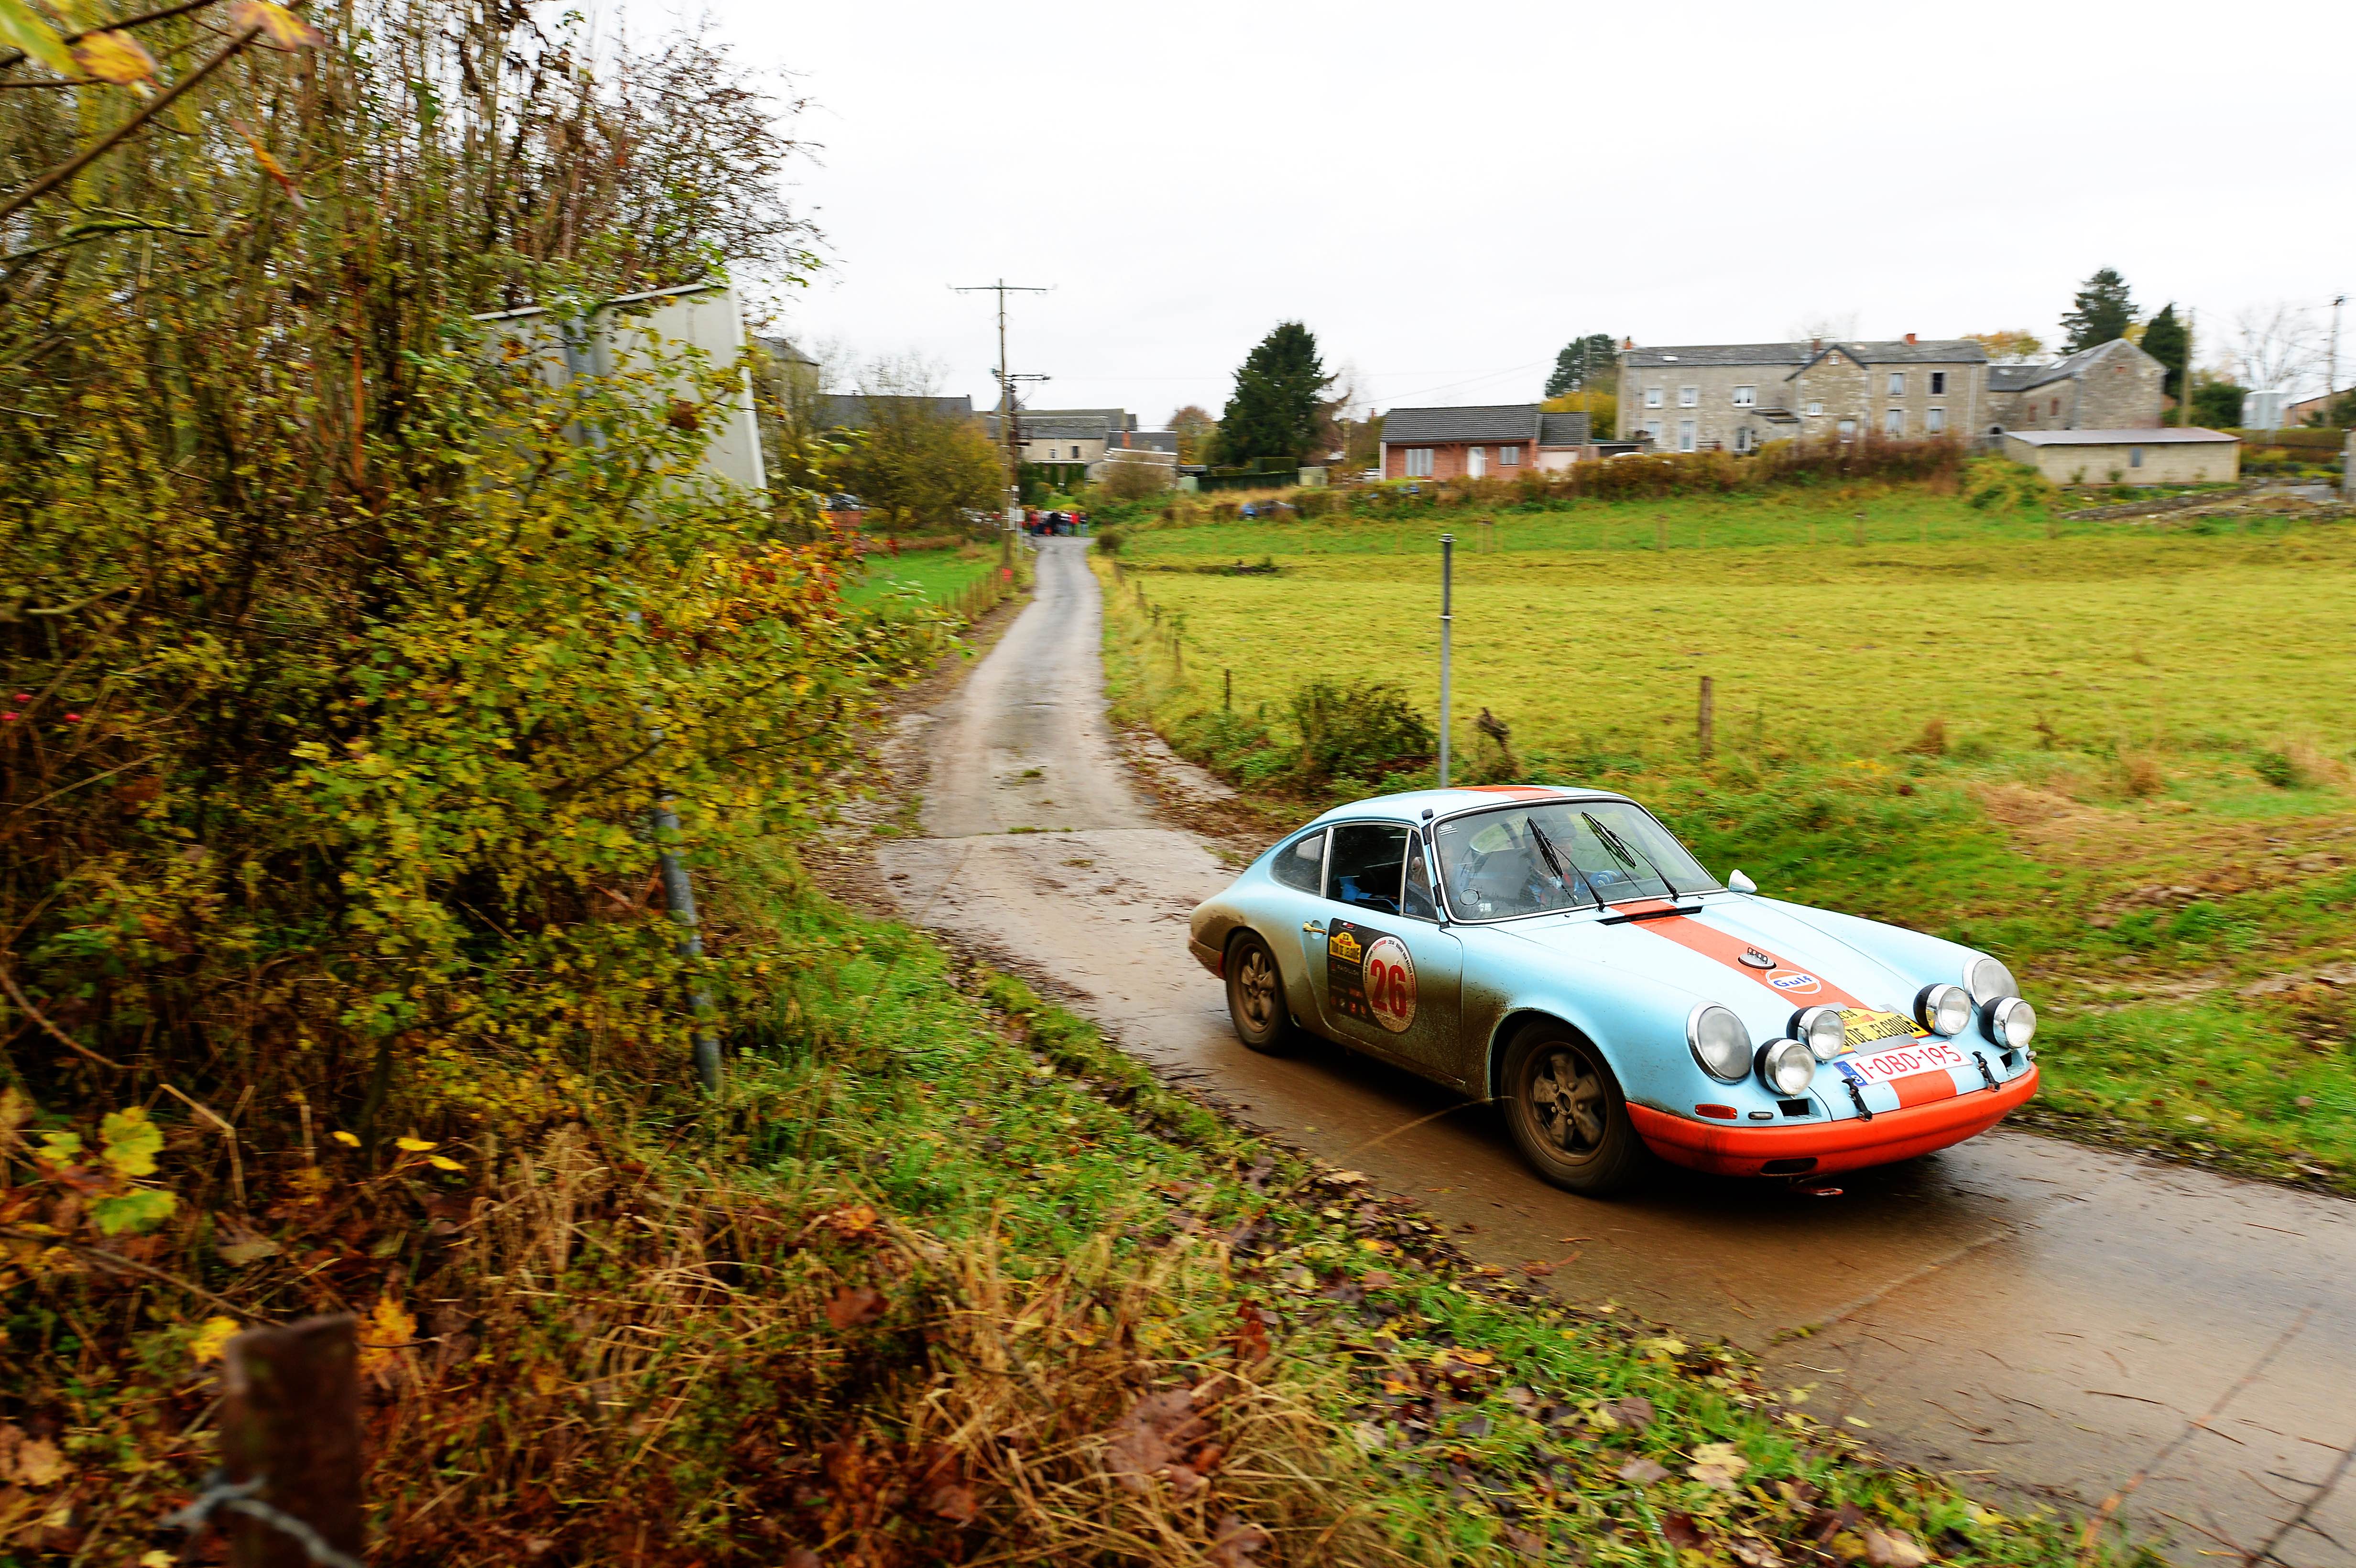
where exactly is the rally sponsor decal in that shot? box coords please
[1767,970,1823,994]
[1328,922,1418,1034]
[1839,1007,1924,1048]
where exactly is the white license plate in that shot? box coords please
[1839,1039,1968,1085]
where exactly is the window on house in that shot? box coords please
[1644,419,1664,444]
[1403,447,1434,478]
[1645,387,1664,408]
[2129,446,2144,468]
[1805,401,1823,417]
[1500,446,1522,466]
[1930,371,1947,395]
[1926,407,1946,434]
[2050,397,2061,416]
[1836,418,1857,441]
[1885,409,1904,436]
[1678,385,1698,407]
[1888,371,1905,396]
[1732,385,1756,406]
[1733,427,1754,454]
[1071,446,1082,460]
[1678,419,1696,452]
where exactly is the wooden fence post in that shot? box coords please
[221,1314,364,1568]
[1697,676,1715,762]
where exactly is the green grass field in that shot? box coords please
[1100,488,2356,1190]
[841,544,1002,607]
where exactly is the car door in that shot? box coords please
[1256,826,1331,1025]
[1307,821,1463,1084]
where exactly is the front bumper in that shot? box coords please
[1628,1064,2039,1177]
[1188,937,1224,978]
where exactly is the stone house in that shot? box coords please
[1378,404,1594,480]
[1983,339,2166,435]
[2001,428,2238,484]
[1617,337,1987,450]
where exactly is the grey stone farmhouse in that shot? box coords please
[1616,334,2169,449]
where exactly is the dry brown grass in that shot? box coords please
[2116,752,2168,798]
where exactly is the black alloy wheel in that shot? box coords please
[1500,1024,1647,1195]
[1224,931,1294,1054]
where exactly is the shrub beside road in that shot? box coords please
[1097,487,2356,1193]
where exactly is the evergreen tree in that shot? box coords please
[1544,333,1619,397]
[2061,268,2137,353]
[1216,321,1331,467]
[2141,305,2188,400]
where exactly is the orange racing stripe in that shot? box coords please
[1630,911,1871,1010]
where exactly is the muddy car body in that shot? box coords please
[1187,785,2039,1195]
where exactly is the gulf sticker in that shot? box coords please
[1363,935,1418,1034]
[1767,970,1823,995]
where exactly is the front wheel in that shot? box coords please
[1224,931,1295,1054]
[1499,1024,1649,1196]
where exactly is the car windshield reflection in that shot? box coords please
[1431,800,1717,921]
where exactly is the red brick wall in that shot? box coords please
[1386,442,1511,480]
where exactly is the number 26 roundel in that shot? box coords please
[1363,935,1417,1033]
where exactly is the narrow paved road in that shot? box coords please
[879,538,2356,1565]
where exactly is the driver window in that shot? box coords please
[1272,829,1325,892]
[1402,830,1438,920]
[1326,822,1409,915]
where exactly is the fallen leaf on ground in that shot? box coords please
[190,1316,240,1364]
[1616,1456,1668,1485]
[1209,1514,1270,1567]
[925,1481,978,1524]
[1863,1527,1931,1567]
[357,1294,416,1382]
[1689,1439,1750,1492]
[1102,1389,1212,1496]
[1596,1394,1656,1432]
[11,1436,69,1487]
[825,1285,886,1329]
[1360,1269,1395,1289]
[1659,1511,1705,1549]
[1229,1301,1270,1365]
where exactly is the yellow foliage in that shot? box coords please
[190,1316,242,1363]
[68,28,157,91]
[359,1295,417,1382]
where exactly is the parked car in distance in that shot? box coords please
[1188,785,2039,1195]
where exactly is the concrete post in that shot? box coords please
[2344,429,2354,500]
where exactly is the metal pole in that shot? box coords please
[2328,294,2345,419]
[1438,533,1454,788]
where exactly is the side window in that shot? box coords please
[1402,831,1438,920]
[1272,829,1324,893]
[1327,822,1410,915]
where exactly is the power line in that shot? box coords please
[953,279,1052,508]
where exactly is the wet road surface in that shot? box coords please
[877,538,2356,1564]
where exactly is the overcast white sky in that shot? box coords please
[703,0,2354,423]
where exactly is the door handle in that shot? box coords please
[1302,921,1325,934]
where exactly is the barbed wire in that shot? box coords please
[165,1468,366,1568]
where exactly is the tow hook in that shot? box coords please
[1843,1075,1874,1121]
[1973,1051,1998,1091]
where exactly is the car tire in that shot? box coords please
[1499,1023,1649,1197]
[1224,930,1296,1054]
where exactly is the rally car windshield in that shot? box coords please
[1431,800,1719,921]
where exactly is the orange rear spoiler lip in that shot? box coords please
[1629,1065,2038,1177]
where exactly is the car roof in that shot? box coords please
[1302,784,1634,829]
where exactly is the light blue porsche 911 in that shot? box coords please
[1187,785,2039,1195]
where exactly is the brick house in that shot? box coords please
[1379,404,1593,480]
[1617,338,1987,451]
[1982,339,2166,435]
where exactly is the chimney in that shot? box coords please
[1621,337,1633,350]
[1811,338,1821,353]
[1905,332,1918,345]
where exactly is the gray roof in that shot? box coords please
[1622,343,1811,369]
[2002,428,2235,445]
[752,333,818,368]
[1113,430,1180,453]
[1538,411,1592,445]
[818,393,975,430]
[1987,338,2160,395]
[1381,403,1542,443]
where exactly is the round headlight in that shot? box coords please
[1967,956,2020,1005]
[1985,996,2037,1049]
[1757,1038,1817,1097]
[1916,983,1973,1037]
[1792,1005,1847,1061]
[1687,1003,1751,1081]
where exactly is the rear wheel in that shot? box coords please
[1224,931,1295,1054]
[1500,1024,1648,1196]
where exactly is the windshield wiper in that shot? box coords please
[1584,811,1701,919]
[1525,818,1599,908]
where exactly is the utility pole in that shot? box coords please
[955,280,1051,519]
[2181,308,2195,427]
[2328,294,2346,420]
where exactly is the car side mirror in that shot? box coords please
[1728,869,1758,894]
